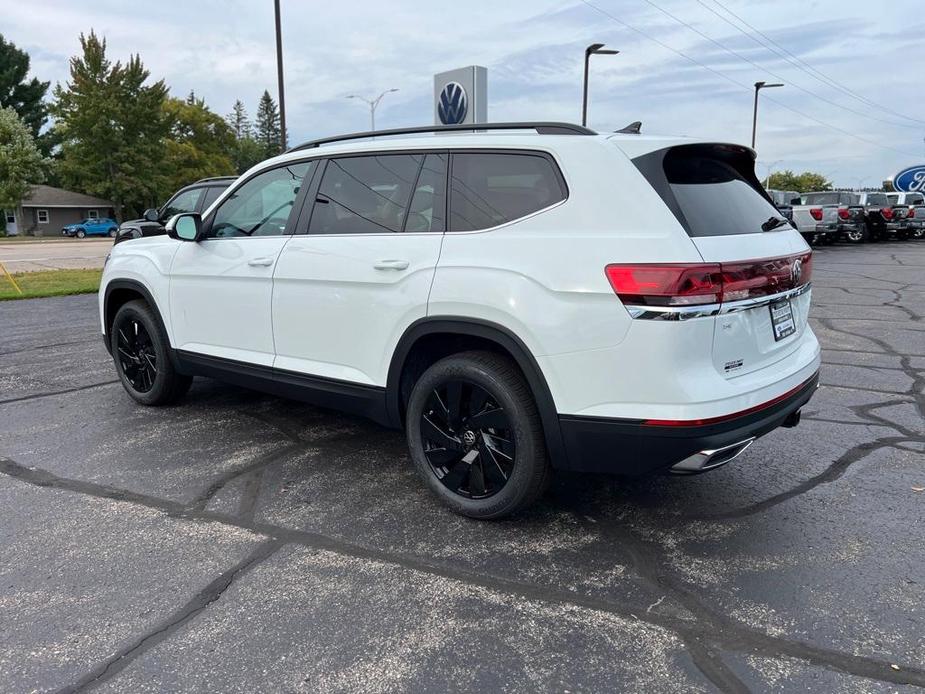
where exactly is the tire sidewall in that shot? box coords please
[406,355,542,518]
[76,229,86,239]
[111,302,173,405]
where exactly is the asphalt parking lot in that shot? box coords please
[1,242,922,693]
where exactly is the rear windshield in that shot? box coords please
[907,193,924,205]
[887,194,899,204]
[866,193,889,206]
[635,144,781,237]
[804,192,842,205]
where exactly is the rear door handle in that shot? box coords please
[248,257,275,267]
[373,259,410,270]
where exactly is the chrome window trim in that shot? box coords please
[624,282,811,321]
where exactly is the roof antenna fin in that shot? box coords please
[615,121,642,134]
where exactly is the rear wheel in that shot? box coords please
[111,300,192,405]
[912,227,925,240]
[845,226,867,243]
[108,227,117,237]
[76,229,86,239]
[405,351,551,519]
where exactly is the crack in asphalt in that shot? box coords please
[0,337,100,356]
[0,380,119,406]
[2,456,924,690]
[56,538,285,694]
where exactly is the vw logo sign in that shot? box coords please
[438,81,468,125]
[892,164,925,193]
[791,258,802,285]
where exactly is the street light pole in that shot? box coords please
[582,43,619,127]
[751,81,783,150]
[346,89,399,131]
[274,0,286,150]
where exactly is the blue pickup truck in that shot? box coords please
[62,218,118,239]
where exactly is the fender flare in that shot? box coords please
[386,317,569,469]
[102,278,184,372]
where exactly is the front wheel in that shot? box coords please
[405,351,551,519]
[111,300,192,406]
[76,229,86,239]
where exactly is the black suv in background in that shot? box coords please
[114,176,236,245]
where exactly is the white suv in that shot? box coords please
[100,122,820,519]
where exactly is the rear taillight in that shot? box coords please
[810,208,823,221]
[882,207,893,220]
[907,207,915,218]
[838,208,850,220]
[605,252,812,307]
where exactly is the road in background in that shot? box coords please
[0,238,112,272]
[0,242,923,692]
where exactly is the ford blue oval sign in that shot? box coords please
[437,82,468,125]
[893,164,925,193]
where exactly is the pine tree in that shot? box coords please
[255,90,282,158]
[226,99,250,139]
[50,30,168,220]
[0,34,51,152]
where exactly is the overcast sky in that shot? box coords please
[3,0,923,188]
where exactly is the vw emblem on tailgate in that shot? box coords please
[438,82,468,125]
[791,258,802,285]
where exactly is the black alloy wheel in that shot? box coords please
[421,379,515,499]
[116,317,158,393]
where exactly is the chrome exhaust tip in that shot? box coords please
[669,437,756,475]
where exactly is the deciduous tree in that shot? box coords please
[161,95,236,195]
[0,107,46,233]
[766,170,832,193]
[50,31,168,220]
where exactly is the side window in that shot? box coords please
[405,153,447,232]
[162,188,203,218]
[209,161,313,238]
[199,185,225,212]
[308,154,423,234]
[448,152,566,232]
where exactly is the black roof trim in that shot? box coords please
[287,122,597,153]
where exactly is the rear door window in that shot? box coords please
[636,144,781,237]
[162,188,203,218]
[448,152,566,231]
[200,185,226,212]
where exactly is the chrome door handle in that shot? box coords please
[373,259,409,270]
[247,257,275,267]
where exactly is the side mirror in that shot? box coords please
[143,208,159,222]
[166,213,203,242]
[790,198,802,205]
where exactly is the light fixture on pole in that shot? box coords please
[751,81,783,150]
[760,159,783,189]
[346,89,399,131]
[582,43,619,127]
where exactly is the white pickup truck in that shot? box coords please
[801,191,866,243]
[887,191,925,239]
[787,193,840,245]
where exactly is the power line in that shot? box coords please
[634,0,921,130]
[577,0,918,158]
[702,0,925,127]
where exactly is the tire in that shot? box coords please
[845,226,867,243]
[108,227,117,237]
[111,299,192,406]
[912,227,925,240]
[405,350,552,519]
[76,229,86,239]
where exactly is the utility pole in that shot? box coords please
[274,0,287,150]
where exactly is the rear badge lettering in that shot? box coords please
[724,359,744,372]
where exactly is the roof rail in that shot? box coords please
[192,175,239,184]
[287,122,597,153]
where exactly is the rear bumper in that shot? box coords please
[558,370,819,476]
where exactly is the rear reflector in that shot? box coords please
[809,207,823,221]
[605,252,812,307]
[837,207,850,220]
[642,373,817,426]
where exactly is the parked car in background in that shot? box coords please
[115,176,236,245]
[767,189,800,222]
[801,191,866,243]
[789,195,838,246]
[886,192,925,239]
[857,192,901,241]
[62,217,118,238]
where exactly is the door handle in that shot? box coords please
[373,259,410,271]
[248,257,275,267]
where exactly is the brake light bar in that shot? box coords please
[809,208,823,221]
[605,253,812,307]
